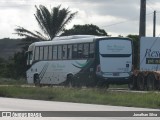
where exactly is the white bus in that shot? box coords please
[26,35,132,87]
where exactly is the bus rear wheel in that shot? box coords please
[96,80,109,89]
[66,74,74,87]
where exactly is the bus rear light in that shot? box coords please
[96,65,101,72]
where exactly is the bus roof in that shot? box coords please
[53,35,97,40]
[27,35,131,51]
[33,35,104,46]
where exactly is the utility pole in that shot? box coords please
[153,10,156,37]
[139,0,146,38]
[138,0,146,69]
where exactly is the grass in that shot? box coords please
[0,86,160,109]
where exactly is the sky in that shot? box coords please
[0,0,160,39]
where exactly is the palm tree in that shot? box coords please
[15,5,77,41]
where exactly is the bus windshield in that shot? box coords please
[27,51,33,65]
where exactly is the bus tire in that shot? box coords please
[99,83,109,89]
[34,74,41,87]
[97,80,109,89]
[128,75,137,90]
[137,73,145,90]
[146,74,156,91]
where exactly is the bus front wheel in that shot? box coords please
[34,74,41,87]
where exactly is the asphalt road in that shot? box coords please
[0,97,159,120]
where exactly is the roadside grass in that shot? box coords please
[0,86,160,109]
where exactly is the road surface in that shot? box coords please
[0,97,159,120]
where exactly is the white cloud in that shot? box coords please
[0,0,160,38]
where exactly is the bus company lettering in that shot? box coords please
[107,45,125,51]
[145,49,160,58]
[52,64,65,69]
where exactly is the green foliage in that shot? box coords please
[0,78,26,85]
[11,51,27,78]
[127,34,139,69]
[0,58,7,77]
[15,5,77,41]
[0,51,27,79]
[61,24,108,36]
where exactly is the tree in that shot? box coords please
[61,24,108,36]
[127,34,139,69]
[13,5,77,79]
[0,57,7,77]
[15,5,77,41]
[0,51,27,79]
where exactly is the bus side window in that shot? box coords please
[83,43,89,58]
[34,47,40,60]
[89,43,94,58]
[58,45,62,60]
[39,46,44,60]
[53,46,57,60]
[48,46,53,60]
[62,45,67,59]
[72,44,77,59]
[67,45,72,59]
[44,46,48,60]
[78,44,83,59]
